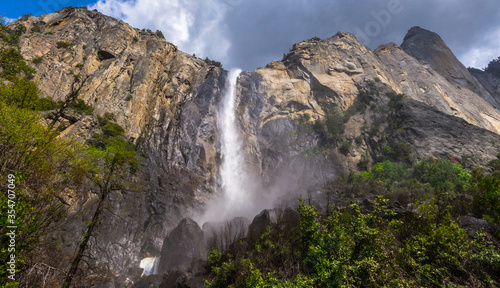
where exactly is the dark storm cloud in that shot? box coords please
[222,0,500,70]
[91,0,500,70]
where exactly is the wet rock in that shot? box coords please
[247,208,300,243]
[159,218,207,274]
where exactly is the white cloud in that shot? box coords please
[459,28,500,69]
[3,17,18,24]
[89,0,235,66]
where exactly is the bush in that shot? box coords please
[206,157,500,287]
[32,57,43,64]
[30,25,41,33]
[67,98,93,115]
[155,30,165,39]
[56,41,75,49]
[338,140,351,155]
[0,48,36,80]
[204,57,223,68]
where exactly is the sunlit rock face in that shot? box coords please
[13,7,500,287]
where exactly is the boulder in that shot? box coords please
[158,218,207,274]
[460,216,489,236]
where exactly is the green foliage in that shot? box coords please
[0,102,86,286]
[313,106,345,146]
[20,13,31,21]
[382,141,414,164]
[75,63,84,69]
[0,48,36,81]
[344,88,374,120]
[470,168,500,223]
[31,57,43,64]
[338,140,351,155]
[412,158,471,193]
[0,24,26,45]
[387,91,405,111]
[0,78,38,110]
[300,112,310,123]
[30,26,41,33]
[56,41,75,49]
[209,200,499,287]
[35,97,59,111]
[155,30,165,39]
[204,57,223,68]
[67,98,93,115]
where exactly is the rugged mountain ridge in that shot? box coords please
[401,26,500,110]
[7,7,500,287]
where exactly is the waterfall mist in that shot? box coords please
[197,69,267,225]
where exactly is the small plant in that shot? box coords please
[125,93,133,101]
[374,77,381,83]
[155,30,165,39]
[32,57,43,64]
[355,135,363,145]
[75,63,84,69]
[68,98,93,115]
[133,36,139,42]
[203,57,223,68]
[21,13,32,21]
[82,45,87,49]
[56,41,75,49]
[45,31,54,35]
[30,26,41,33]
[74,73,81,82]
[339,140,351,156]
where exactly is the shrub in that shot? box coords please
[67,98,93,115]
[32,57,43,64]
[56,41,75,49]
[339,140,351,155]
[155,30,165,39]
[30,25,41,33]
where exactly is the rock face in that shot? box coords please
[10,8,500,287]
[158,218,207,274]
[401,26,500,110]
[469,68,500,110]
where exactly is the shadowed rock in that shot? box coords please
[158,218,207,274]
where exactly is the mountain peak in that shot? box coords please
[401,26,499,108]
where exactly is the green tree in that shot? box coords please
[62,127,137,288]
[0,102,86,287]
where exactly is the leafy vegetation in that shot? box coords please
[204,57,223,68]
[206,157,500,287]
[56,41,75,49]
[0,21,139,287]
[155,29,165,39]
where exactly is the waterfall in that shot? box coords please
[199,69,256,224]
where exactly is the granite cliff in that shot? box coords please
[7,7,500,287]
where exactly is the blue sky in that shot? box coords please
[2,0,95,20]
[2,0,500,71]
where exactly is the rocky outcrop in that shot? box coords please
[401,26,500,110]
[469,68,500,110]
[158,218,207,274]
[375,42,500,133]
[247,208,300,243]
